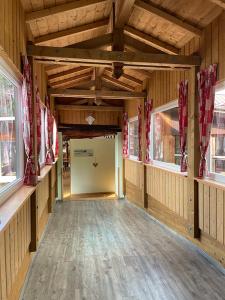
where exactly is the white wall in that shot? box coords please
[70,138,115,194]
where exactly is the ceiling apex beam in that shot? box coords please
[135,0,202,36]
[25,0,107,23]
[124,25,179,55]
[34,19,109,46]
[48,88,147,99]
[115,0,136,28]
[208,0,225,9]
[27,44,201,68]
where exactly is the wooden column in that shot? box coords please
[187,66,200,238]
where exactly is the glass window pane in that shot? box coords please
[208,93,225,175]
[152,106,180,166]
[0,70,18,190]
[129,119,139,158]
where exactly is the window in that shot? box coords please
[207,86,225,182]
[151,101,181,171]
[128,117,139,159]
[39,105,46,167]
[0,58,23,203]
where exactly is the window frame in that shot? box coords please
[150,99,182,173]
[39,103,46,169]
[206,81,225,184]
[128,116,139,161]
[0,57,24,206]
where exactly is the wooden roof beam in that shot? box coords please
[124,35,163,54]
[208,0,225,9]
[102,74,135,91]
[56,105,123,112]
[27,45,201,68]
[50,72,92,88]
[124,25,179,55]
[115,0,136,28]
[135,0,202,36]
[68,34,113,49]
[104,68,143,85]
[48,66,91,83]
[34,19,109,46]
[25,0,107,23]
[48,88,147,99]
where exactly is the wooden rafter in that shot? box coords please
[48,88,147,99]
[68,34,113,49]
[27,45,201,69]
[50,72,92,88]
[135,0,202,36]
[56,105,123,112]
[48,66,91,82]
[25,0,106,23]
[102,74,135,91]
[124,26,179,55]
[124,35,162,54]
[115,0,136,28]
[208,0,225,9]
[34,19,109,45]
[104,68,143,86]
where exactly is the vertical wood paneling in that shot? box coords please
[146,166,188,220]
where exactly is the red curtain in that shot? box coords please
[138,104,142,161]
[178,80,188,172]
[145,99,153,163]
[198,64,217,177]
[122,112,128,158]
[45,96,55,165]
[22,57,37,186]
[35,77,42,175]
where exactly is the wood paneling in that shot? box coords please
[58,110,122,127]
[0,0,26,71]
[0,198,31,300]
[198,181,225,245]
[146,165,188,220]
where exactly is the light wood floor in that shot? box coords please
[21,200,225,300]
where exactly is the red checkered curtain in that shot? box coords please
[145,99,153,163]
[22,56,37,186]
[122,112,128,158]
[198,64,217,177]
[35,78,42,175]
[138,104,142,161]
[45,96,55,165]
[178,80,188,172]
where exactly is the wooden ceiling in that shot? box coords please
[21,0,224,110]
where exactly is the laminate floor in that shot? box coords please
[21,200,225,300]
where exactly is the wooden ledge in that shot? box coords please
[38,165,52,182]
[124,157,143,164]
[145,163,188,178]
[0,185,36,232]
[195,177,225,190]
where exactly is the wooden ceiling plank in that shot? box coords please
[26,0,107,23]
[56,105,123,112]
[124,25,179,55]
[102,74,135,91]
[48,66,91,82]
[135,0,202,36]
[27,44,201,68]
[34,19,109,45]
[48,88,146,99]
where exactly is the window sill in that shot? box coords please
[0,185,36,232]
[195,177,225,190]
[125,157,142,164]
[38,165,52,182]
[145,162,187,177]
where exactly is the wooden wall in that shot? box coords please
[0,196,31,300]
[0,0,26,72]
[58,109,122,126]
[124,11,225,267]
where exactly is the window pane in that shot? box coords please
[208,93,225,175]
[152,106,180,165]
[0,71,18,190]
[129,119,139,157]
